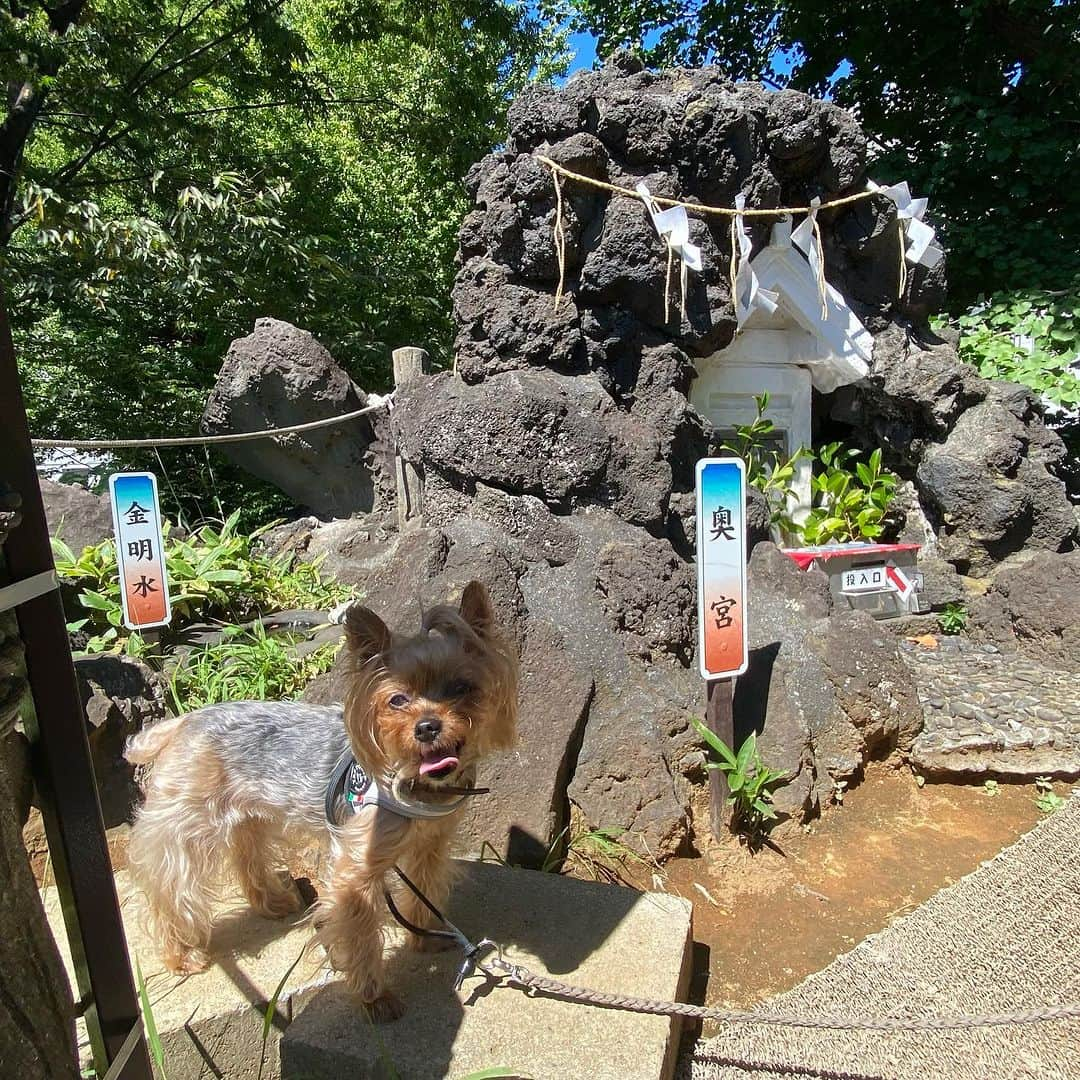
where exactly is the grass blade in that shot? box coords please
[258,945,307,1080]
[135,957,167,1080]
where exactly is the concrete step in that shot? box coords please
[43,869,327,1080]
[43,860,692,1080]
[282,861,692,1080]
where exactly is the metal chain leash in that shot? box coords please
[481,956,1080,1031]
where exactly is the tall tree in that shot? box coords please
[2,2,561,518]
[556,0,1080,307]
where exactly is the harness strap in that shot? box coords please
[324,750,489,826]
[324,748,356,824]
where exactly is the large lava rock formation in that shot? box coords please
[222,55,1075,859]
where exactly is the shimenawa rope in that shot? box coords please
[537,153,911,316]
[535,155,878,218]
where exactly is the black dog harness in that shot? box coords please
[323,750,487,826]
[321,749,496,988]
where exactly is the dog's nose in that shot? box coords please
[414,717,442,743]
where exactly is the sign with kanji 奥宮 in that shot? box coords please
[108,472,172,630]
[696,459,748,680]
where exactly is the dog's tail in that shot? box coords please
[125,715,188,764]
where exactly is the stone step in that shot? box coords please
[43,860,692,1080]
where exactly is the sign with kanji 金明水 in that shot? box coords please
[696,458,748,680]
[108,472,172,630]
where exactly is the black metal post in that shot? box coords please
[0,289,151,1079]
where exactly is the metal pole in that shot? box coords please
[0,289,151,1079]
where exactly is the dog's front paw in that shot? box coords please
[164,946,210,976]
[364,991,406,1023]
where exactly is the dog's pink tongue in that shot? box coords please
[419,754,459,777]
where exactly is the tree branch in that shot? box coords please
[50,0,288,188]
[0,1,87,241]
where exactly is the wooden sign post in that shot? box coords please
[696,458,749,839]
[392,346,430,532]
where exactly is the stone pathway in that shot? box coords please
[899,636,1080,778]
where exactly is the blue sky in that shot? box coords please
[560,26,850,91]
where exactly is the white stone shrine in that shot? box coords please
[690,219,874,519]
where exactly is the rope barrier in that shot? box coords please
[30,396,390,451]
[488,957,1080,1032]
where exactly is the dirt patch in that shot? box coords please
[660,762,1059,1014]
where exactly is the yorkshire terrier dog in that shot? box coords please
[125,581,517,1020]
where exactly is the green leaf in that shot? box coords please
[202,569,245,583]
[735,731,757,774]
[689,716,737,767]
[50,536,77,565]
[457,1071,528,1079]
[79,590,113,611]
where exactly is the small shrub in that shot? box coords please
[721,396,899,545]
[52,509,350,654]
[1034,776,1066,815]
[721,392,806,533]
[937,601,968,635]
[800,443,897,545]
[169,624,339,713]
[690,717,787,839]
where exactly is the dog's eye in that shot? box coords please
[388,693,410,709]
[446,681,473,698]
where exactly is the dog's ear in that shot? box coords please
[344,604,392,661]
[459,580,494,638]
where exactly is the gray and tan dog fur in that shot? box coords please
[125,581,518,1020]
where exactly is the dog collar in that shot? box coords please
[324,750,475,825]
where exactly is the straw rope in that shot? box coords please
[535,155,878,218]
[537,153,893,314]
[552,167,568,312]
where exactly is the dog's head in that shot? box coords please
[341,581,518,791]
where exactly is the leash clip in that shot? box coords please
[454,937,500,991]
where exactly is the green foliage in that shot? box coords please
[801,444,897,545]
[935,282,1080,413]
[562,824,652,885]
[690,717,786,838]
[457,1072,528,1079]
[721,392,806,532]
[170,623,339,713]
[1034,777,1065,815]
[554,0,1080,307]
[722,395,898,545]
[5,1,565,518]
[51,510,349,653]
[937,601,968,636]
